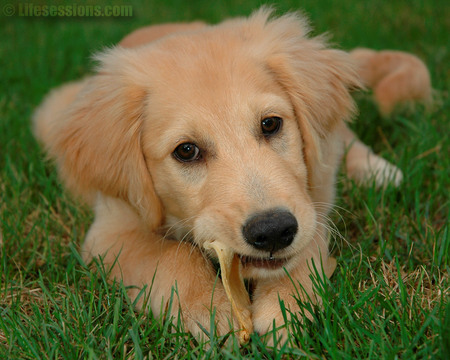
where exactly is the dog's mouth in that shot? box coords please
[239,254,289,269]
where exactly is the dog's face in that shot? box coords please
[141,48,316,278]
[50,11,359,279]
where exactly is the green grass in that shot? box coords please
[1,0,448,358]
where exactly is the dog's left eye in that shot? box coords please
[173,142,202,162]
[261,116,282,137]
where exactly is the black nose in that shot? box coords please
[242,209,298,253]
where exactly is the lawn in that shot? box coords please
[0,0,448,358]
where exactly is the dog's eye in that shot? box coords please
[261,116,282,137]
[173,142,202,162]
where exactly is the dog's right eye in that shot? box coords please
[261,116,283,137]
[173,142,202,162]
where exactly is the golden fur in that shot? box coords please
[350,48,432,115]
[33,9,404,343]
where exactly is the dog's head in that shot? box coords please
[50,9,360,279]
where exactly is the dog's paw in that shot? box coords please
[180,289,240,342]
[253,304,296,348]
[370,156,403,187]
[347,152,403,188]
[252,292,297,347]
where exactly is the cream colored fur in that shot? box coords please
[33,9,404,344]
[350,48,432,115]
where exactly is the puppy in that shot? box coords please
[33,8,403,343]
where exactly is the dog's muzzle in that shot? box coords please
[242,208,298,254]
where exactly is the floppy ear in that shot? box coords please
[42,48,163,228]
[268,47,360,176]
[268,48,360,134]
[259,11,362,185]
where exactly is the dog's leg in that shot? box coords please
[342,125,403,187]
[83,195,236,340]
[251,229,331,346]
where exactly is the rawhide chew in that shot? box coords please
[203,241,253,344]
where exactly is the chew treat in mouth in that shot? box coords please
[203,241,253,344]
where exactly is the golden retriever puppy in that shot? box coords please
[33,8,403,343]
[350,48,432,115]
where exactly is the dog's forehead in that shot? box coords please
[141,25,282,96]
[152,50,269,99]
[143,86,292,161]
[141,39,292,144]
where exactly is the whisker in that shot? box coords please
[168,219,216,267]
[161,215,196,240]
[312,201,354,217]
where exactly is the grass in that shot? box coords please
[0,0,448,358]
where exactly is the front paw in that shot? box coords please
[179,286,240,342]
[252,294,297,347]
